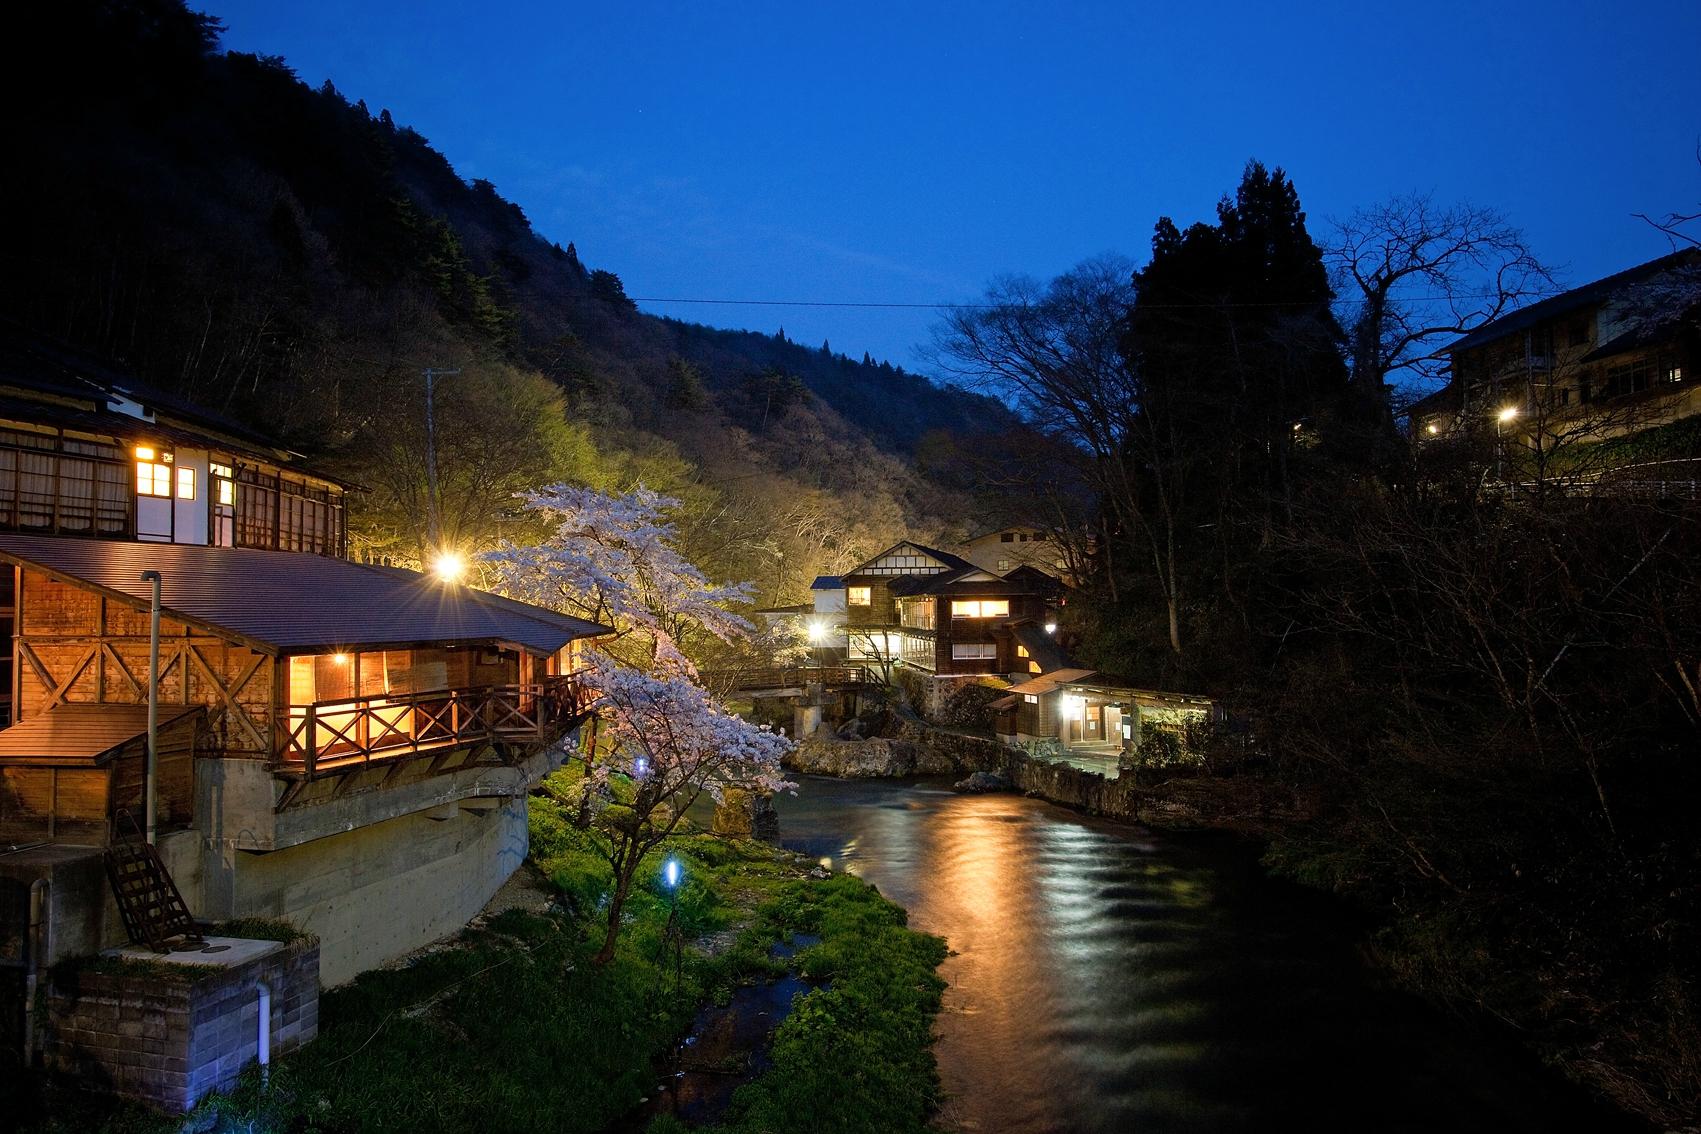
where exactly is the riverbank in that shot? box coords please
[12,778,947,1134]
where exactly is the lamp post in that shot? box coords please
[662,856,684,993]
[1496,404,1519,483]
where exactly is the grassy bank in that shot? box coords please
[15,778,947,1134]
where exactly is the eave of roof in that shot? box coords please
[0,534,609,656]
[1447,249,1701,355]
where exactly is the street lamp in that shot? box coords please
[431,549,467,584]
[661,856,684,992]
[1495,405,1519,482]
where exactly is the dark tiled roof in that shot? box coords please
[809,575,843,590]
[0,534,608,655]
[842,540,977,578]
[1447,250,1700,355]
[0,703,202,765]
[0,325,348,486]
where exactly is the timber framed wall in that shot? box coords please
[12,567,274,756]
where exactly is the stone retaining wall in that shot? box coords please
[44,936,319,1112]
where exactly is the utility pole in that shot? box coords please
[422,367,461,550]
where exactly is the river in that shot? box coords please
[772,776,1631,1134]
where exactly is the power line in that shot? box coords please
[629,287,1578,312]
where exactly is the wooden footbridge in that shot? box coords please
[702,665,875,698]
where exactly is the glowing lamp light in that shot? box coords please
[807,618,831,645]
[332,653,349,665]
[662,857,683,890]
[634,756,649,779]
[1044,622,1057,635]
[134,445,156,461]
[1425,423,1439,435]
[431,550,467,584]
[1497,405,1519,424]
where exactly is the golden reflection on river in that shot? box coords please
[779,777,1629,1134]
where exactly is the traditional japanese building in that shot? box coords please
[0,335,605,992]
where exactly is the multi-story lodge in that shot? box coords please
[812,541,1063,708]
[0,335,605,987]
[958,525,1073,582]
[1410,249,1701,447]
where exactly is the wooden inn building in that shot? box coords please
[0,334,606,987]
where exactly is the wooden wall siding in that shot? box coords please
[0,716,197,843]
[0,766,106,842]
[16,571,273,754]
[842,579,899,627]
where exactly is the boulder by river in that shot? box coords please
[784,735,955,777]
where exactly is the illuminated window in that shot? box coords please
[136,459,171,497]
[176,467,195,500]
[847,586,871,606]
[1016,645,1030,658]
[1030,661,1041,673]
[951,599,1009,619]
[951,642,996,660]
[1023,694,1038,704]
[1667,366,1685,385]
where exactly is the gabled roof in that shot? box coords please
[1447,249,1701,355]
[0,534,609,655]
[842,540,976,577]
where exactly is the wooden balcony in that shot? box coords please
[277,674,592,778]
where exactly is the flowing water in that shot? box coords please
[774,776,1632,1134]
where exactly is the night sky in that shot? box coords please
[204,0,1701,372]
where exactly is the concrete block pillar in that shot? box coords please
[793,702,823,738]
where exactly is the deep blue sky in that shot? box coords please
[205,0,1701,372]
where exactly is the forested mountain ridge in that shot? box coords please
[3,0,1018,595]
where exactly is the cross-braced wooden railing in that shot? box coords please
[277,673,593,777]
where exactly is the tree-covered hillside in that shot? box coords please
[3,0,1023,595]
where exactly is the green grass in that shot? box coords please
[17,773,948,1134]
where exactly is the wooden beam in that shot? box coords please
[186,645,268,751]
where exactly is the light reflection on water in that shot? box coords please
[774,776,1627,1134]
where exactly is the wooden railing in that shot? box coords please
[277,674,593,777]
[702,665,873,693]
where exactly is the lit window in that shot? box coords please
[137,460,171,497]
[1030,661,1041,673]
[951,599,1010,619]
[847,586,871,606]
[176,467,195,500]
[216,478,235,506]
[950,642,996,660]
[210,462,233,477]
[1016,645,1030,658]
[1667,366,1685,385]
[1023,694,1038,704]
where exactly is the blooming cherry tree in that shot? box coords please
[486,485,794,963]
[486,484,753,670]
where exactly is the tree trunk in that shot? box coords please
[593,874,630,966]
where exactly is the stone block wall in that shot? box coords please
[44,937,319,1113]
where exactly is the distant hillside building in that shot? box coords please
[1410,249,1701,448]
[959,525,1073,582]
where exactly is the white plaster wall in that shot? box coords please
[172,448,210,545]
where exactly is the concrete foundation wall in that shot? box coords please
[221,795,528,986]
